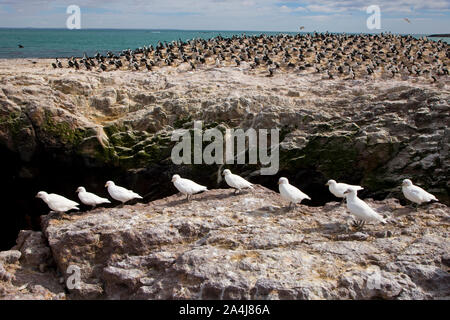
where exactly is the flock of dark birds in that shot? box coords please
[51,32,449,81]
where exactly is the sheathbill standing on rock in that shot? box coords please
[325,179,363,204]
[105,181,143,205]
[76,186,111,209]
[343,188,386,230]
[278,177,311,210]
[172,174,207,201]
[36,191,79,214]
[401,179,438,208]
[223,169,253,194]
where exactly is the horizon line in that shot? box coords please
[0,27,445,36]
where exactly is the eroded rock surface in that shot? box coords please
[0,231,65,300]
[0,59,449,203]
[1,186,448,299]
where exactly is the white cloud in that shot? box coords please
[0,0,449,33]
[279,5,291,13]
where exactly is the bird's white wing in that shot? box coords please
[115,185,141,198]
[114,185,133,195]
[48,194,79,207]
[131,191,143,199]
[340,183,363,192]
[410,185,436,201]
[229,174,252,188]
[406,186,422,198]
[351,198,385,222]
[86,192,111,204]
[184,179,207,193]
[286,184,310,201]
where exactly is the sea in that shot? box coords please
[0,28,449,59]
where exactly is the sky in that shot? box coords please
[0,0,449,34]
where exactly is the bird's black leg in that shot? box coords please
[341,198,346,206]
[351,220,365,231]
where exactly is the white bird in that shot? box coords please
[105,181,143,204]
[402,179,438,206]
[172,174,207,201]
[76,187,111,209]
[278,177,311,210]
[36,191,79,214]
[326,179,363,204]
[343,188,387,230]
[223,169,253,194]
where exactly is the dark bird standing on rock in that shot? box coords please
[50,33,448,83]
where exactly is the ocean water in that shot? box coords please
[0,28,298,59]
[0,28,448,59]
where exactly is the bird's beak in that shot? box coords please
[104,183,108,187]
[325,182,329,186]
[277,181,281,185]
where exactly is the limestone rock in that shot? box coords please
[1,185,447,299]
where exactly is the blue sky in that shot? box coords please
[0,0,449,34]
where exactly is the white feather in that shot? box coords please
[223,169,253,190]
[278,177,311,204]
[172,175,207,195]
[105,181,143,204]
[37,191,79,213]
[402,179,437,204]
[77,187,111,207]
[327,179,363,198]
[345,189,386,223]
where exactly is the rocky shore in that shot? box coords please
[0,57,449,299]
[0,186,449,300]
